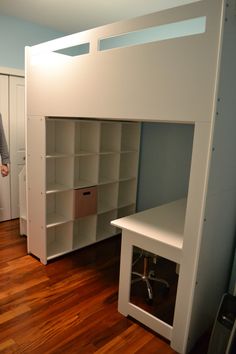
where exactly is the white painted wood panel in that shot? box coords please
[188,0,236,349]
[27,116,46,264]
[9,76,25,219]
[26,0,224,123]
[0,74,11,221]
[171,121,213,353]
[189,190,236,344]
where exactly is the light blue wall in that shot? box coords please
[0,15,64,69]
[137,123,194,211]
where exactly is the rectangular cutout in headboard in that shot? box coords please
[54,43,90,57]
[99,16,206,51]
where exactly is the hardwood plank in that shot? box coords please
[135,337,172,354]
[0,304,31,325]
[0,339,16,351]
[1,255,40,273]
[94,324,153,353]
[0,274,49,301]
[0,220,27,264]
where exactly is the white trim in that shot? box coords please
[0,66,24,77]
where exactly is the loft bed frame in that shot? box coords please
[26,0,223,122]
[25,0,236,353]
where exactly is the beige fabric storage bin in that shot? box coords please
[74,186,97,218]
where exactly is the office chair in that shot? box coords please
[131,249,170,304]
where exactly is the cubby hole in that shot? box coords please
[46,190,74,227]
[118,204,136,218]
[98,153,120,184]
[47,222,73,259]
[97,182,119,214]
[118,179,137,208]
[74,155,99,188]
[97,210,118,241]
[100,121,121,153]
[74,120,100,154]
[46,118,74,156]
[46,157,74,192]
[119,152,139,180]
[121,122,140,152]
[73,215,97,249]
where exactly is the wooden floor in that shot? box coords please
[0,219,209,353]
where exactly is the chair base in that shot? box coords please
[132,253,170,303]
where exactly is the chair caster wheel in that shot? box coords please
[146,297,153,305]
[162,285,170,296]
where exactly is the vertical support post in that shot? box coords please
[118,230,133,316]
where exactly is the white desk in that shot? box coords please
[111,198,186,341]
[112,198,186,263]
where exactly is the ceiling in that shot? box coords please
[0,0,197,34]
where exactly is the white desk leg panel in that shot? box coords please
[118,230,133,316]
[118,229,173,341]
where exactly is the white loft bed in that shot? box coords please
[25,0,236,353]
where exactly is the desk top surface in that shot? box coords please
[111,198,186,250]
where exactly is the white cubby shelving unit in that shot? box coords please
[26,0,236,353]
[28,117,140,263]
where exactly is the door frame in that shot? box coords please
[0,67,25,221]
[0,66,24,77]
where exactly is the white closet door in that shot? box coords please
[9,76,25,219]
[0,74,11,221]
